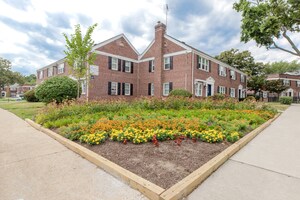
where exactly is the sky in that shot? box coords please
[0,0,299,75]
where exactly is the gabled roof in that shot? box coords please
[139,39,155,60]
[92,34,139,56]
[164,34,247,76]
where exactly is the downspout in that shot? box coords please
[191,51,194,96]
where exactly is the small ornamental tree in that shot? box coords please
[35,76,80,103]
[24,89,39,102]
[265,80,289,96]
[63,23,98,100]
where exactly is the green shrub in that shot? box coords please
[244,96,256,102]
[24,89,39,102]
[279,96,292,105]
[212,93,225,100]
[169,89,192,98]
[35,76,80,104]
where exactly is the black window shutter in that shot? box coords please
[148,83,151,95]
[209,60,211,72]
[130,84,133,95]
[196,55,199,69]
[122,60,125,72]
[122,83,125,95]
[149,61,152,72]
[225,87,228,94]
[108,82,111,95]
[108,57,112,69]
[117,82,121,95]
[217,86,220,93]
[169,82,173,91]
[170,56,173,70]
[131,62,134,73]
[118,59,121,71]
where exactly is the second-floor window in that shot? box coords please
[198,56,209,71]
[283,79,290,86]
[149,60,154,72]
[58,63,64,74]
[111,57,118,70]
[164,56,173,70]
[39,71,43,79]
[219,65,227,77]
[241,74,245,83]
[48,67,53,77]
[230,70,236,80]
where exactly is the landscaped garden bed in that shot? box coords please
[35,97,277,189]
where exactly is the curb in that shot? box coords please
[25,119,164,200]
[26,113,280,200]
[160,113,280,200]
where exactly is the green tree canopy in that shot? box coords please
[63,23,98,99]
[264,60,300,74]
[24,74,36,85]
[234,0,300,57]
[0,57,25,89]
[265,79,289,95]
[215,48,264,76]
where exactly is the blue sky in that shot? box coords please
[0,0,299,75]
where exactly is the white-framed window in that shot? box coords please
[48,67,53,77]
[230,70,236,80]
[124,83,130,96]
[111,82,118,95]
[163,82,172,96]
[219,65,227,77]
[39,71,43,79]
[195,82,203,97]
[283,79,290,86]
[90,65,99,76]
[230,88,235,97]
[151,83,154,96]
[198,56,209,71]
[58,63,64,74]
[218,86,226,94]
[81,80,86,94]
[164,57,171,70]
[297,81,300,87]
[111,57,118,70]
[241,74,245,83]
[150,60,155,72]
[125,61,131,72]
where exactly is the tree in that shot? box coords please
[264,60,300,74]
[265,80,289,96]
[215,48,264,76]
[0,57,13,89]
[63,23,98,99]
[24,74,37,85]
[247,75,266,97]
[233,0,300,57]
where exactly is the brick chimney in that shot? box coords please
[154,21,166,97]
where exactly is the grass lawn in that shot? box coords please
[265,102,290,112]
[0,100,45,119]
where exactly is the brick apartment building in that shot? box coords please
[265,72,300,100]
[1,84,35,98]
[37,22,247,99]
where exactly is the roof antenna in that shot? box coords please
[165,4,169,32]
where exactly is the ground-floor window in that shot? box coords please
[230,88,235,98]
[163,82,173,96]
[218,86,226,94]
[195,82,203,97]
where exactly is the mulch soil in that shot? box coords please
[79,139,231,189]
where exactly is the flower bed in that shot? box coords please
[35,97,276,146]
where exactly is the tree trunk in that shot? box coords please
[77,80,80,99]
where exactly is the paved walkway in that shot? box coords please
[188,104,300,200]
[0,108,147,200]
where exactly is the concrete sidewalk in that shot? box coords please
[188,104,300,200]
[0,108,147,200]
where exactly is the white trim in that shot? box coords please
[267,77,300,81]
[139,40,155,60]
[94,50,138,63]
[139,57,155,63]
[164,35,192,51]
[163,50,192,58]
[192,50,246,76]
[92,34,139,55]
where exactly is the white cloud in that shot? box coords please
[0,0,299,75]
